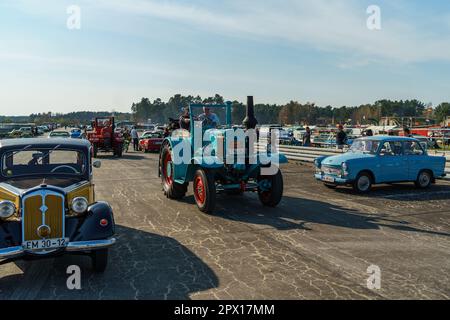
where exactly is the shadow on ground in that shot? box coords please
[182,194,450,237]
[0,226,218,300]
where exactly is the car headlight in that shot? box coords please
[0,200,16,219]
[342,162,348,171]
[71,197,88,214]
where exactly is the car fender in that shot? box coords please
[70,201,115,242]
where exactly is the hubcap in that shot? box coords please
[194,176,205,205]
[420,173,430,186]
[358,176,370,191]
[163,153,173,185]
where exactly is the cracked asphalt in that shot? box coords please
[1,150,450,300]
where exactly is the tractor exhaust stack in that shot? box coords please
[243,96,258,130]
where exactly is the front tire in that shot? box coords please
[160,144,187,199]
[258,169,284,207]
[91,249,108,273]
[415,170,432,189]
[353,172,372,193]
[193,169,216,213]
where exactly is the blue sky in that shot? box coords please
[0,0,449,116]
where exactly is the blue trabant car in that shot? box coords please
[314,136,446,193]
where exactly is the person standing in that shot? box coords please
[336,124,348,150]
[303,127,311,147]
[403,127,413,137]
[130,126,139,151]
[365,129,374,137]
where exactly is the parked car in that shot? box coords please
[314,136,446,193]
[0,138,116,271]
[139,131,164,152]
[49,131,70,138]
[70,128,83,139]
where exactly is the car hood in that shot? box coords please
[322,152,375,166]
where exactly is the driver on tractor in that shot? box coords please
[198,106,220,128]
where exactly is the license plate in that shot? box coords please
[22,238,69,251]
[322,175,335,183]
[154,141,162,145]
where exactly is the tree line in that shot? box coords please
[131,94,450,125]
[3,95,450,126]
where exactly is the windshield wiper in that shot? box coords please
[38,144,61,164]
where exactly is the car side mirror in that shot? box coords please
[93,160,102,168]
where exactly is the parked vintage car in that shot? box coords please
[0,138,116,272]
[139,131,164,152]
[314,136,446,193]
[49,130,70,138]
[70,128,83,139]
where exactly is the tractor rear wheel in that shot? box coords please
[160,144,187,199]
[193,169,216,213]
[257,169,284,207]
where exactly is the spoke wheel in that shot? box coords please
[193,169,216,213]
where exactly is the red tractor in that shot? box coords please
[87,117,124,158]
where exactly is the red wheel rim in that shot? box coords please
[163,152,173,185]
[194,176,206,205]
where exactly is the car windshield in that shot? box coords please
[1,147,86,178]
[349,139,380,154]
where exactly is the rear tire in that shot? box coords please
[258,169,284,207]
[415,170,432,189]
[353,172,372,193]
[193,169,216,213]
[160,144,187,199]
[91,249,108,273]
[93,145,98,158]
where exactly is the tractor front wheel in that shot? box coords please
[257,169,284,207]
[193,169,216,213]
[160,144,187,199]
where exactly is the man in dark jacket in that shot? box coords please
[336,124,348,149]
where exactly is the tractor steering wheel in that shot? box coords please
[51,165,80,174]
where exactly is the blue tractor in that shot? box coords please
[158,96,288,213]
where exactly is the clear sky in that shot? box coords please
[1,0,449,116]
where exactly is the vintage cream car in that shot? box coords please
[0,138,116,272]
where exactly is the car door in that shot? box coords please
[377,141,408,182]
[404,141,427,180]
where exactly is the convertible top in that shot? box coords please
[0,138,91,150]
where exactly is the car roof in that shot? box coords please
[357,135,419,142]
[0,138,91,149]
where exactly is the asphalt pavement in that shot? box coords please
[1,149,450,299]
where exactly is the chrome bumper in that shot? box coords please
[0,238,116,260]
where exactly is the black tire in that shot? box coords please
[193,169,216,213]
[353,172,372,193]
[160,144,187,199]
[93,145,98,158]
[415,170,432,189]
[257,169,284,207]
[91,249,108,273]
